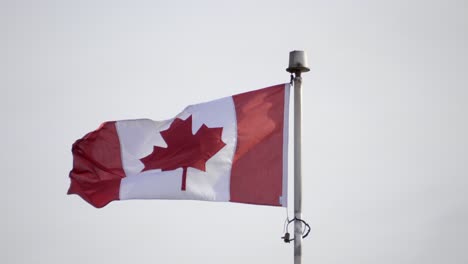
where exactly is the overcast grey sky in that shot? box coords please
[1,0,467,263]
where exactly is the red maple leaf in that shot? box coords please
[140,115,226,191]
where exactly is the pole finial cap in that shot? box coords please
[286,50,310,73]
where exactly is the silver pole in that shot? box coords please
[286,50,310,264]
[294,73,303,264]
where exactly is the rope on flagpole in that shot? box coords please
[282,217,311,243]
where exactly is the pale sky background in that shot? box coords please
[1,0,467,263]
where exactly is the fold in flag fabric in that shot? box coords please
[68,84,290,208]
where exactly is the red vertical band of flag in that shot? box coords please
[230,84,286,206]
[68,122,125,208]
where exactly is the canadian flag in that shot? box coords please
[68,84,290,208]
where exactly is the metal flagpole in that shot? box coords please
[286,50,310,264]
